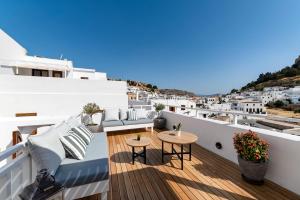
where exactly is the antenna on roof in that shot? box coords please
[60,54,63,60]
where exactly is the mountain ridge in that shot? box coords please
[233,55,300,92]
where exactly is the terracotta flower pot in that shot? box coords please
[238,156,268,185]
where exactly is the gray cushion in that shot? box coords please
[136,109,147,119]
[102,120,123,127]
[122,118,153,125]
[28,122,70,175]
[119,109,128,120]
[55,133,109,188]
[65,116,81,128]
[52,121,72,137]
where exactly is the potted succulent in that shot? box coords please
[173,123,182,136]
[82,103,102,132]
[233,130,269,184]
[153,103,166,129]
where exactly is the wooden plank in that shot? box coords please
[15,112,37,117]
[119,132,179,200]
[107,135,121,200]
[111,136,130,200]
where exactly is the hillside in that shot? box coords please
[126,80,198,97]
[238,55,300,92]
[159,89,198,97]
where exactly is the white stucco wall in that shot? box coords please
[0,65,15,75]
[0,29,27,60]
[162,111,300,195]
[0,75,128,117]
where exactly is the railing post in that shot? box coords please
[233,114,238,125]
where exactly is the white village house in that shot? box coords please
[0,29,106,80]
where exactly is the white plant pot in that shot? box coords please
[177,130,181,136]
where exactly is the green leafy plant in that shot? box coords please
[233,130,269,162]
[154,103,165,117]
[83,103,101,125]
[83,103,100,116]
[173,123,182,131]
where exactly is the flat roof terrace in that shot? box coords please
[80,129,300,200]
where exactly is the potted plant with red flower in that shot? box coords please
[233,130,269,184]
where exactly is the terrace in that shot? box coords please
[102,129,299,200]
[1,109,300,200]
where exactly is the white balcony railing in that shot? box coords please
[130,104,268,125]
[0,141,31,200]
[161,110,300,195]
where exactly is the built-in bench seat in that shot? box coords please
[102,108,154,133]
[27,116,109,200]
[55,133,109,188]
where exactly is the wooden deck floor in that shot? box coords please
[82,129,300,200]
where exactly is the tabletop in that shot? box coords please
[157,131,198,145]
[126,137,151,147]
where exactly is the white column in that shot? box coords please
[233,114,238,125]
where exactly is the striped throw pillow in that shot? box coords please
[60,133,87,160]
[128,109,138,121]
[72,126,94,145]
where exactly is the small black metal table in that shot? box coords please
[126,137,151,164]
[157,131,198,170]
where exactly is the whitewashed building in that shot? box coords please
[0,29,128,158]
[0,29,106,80]
[284,86,300,104]
[151,97,196,115]
[231,99,265,114]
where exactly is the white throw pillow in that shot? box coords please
[120,109,128,120]
[127,109,138,120]
[136,109,147,119]
[104,108,120,121]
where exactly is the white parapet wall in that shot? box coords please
[162,111,300,195]
[0,75,128,117]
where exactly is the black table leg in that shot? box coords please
[132,146,135,164]
[189,144,192,161]
[181,144,183,170]
[131,146,147,165]
[171,144,174,153]
[144,146,146,164]
[162,141,164,163]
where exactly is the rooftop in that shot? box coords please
[83,129,299,200]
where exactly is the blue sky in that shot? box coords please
[1,0,300,94]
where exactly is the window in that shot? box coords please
[191,105,193,108]
[181,105,186,111]
[246,108,248,112]
[32,69,49,77]
[169,106,175,112]
[80,77,89,80]
[53,71,63,78]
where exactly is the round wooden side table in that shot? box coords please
[157,131,198,170]
[126,137,151,164]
